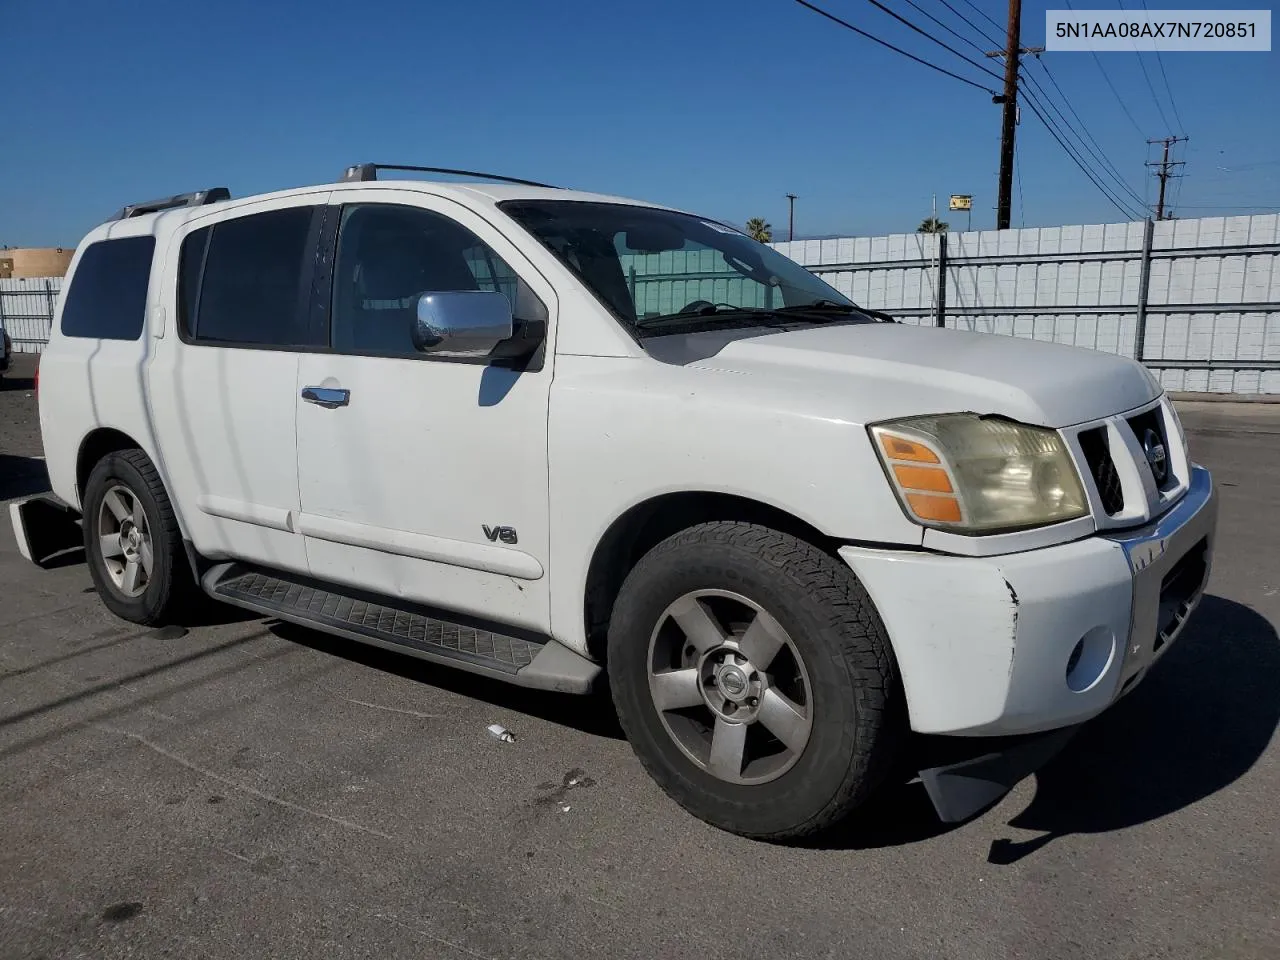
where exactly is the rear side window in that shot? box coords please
[181,206,321,347]
[60,237,156,340]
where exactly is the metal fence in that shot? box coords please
[0,277,62,353]
[773,213,1280,395]
[6,213,1279,393]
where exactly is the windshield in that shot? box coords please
[499,200,857,334]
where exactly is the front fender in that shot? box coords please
[545,355,921,653]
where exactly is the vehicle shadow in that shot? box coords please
[178,597,263,627]
[0,375,36,392]
[0,454,50,501]
[265,621,625,740]
[812,595,1280,855]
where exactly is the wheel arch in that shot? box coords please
[76,427,146,508]
[75,428,197,573]
[582,491,843,663]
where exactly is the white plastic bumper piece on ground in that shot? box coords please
[8,494,83,567]
[841,465,1218,737]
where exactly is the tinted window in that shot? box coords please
[192,207,319,346]
[330,204,543,356]
[178,225,210,336]
[60,237,156,340]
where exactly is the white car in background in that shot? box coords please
[10,164,1217,839]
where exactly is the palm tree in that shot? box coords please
[745,217,773,243]
[917,217,949,234]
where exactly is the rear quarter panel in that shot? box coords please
[39,220,171,515]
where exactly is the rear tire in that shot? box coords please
[608,521,903,840]
[83,449,196,626]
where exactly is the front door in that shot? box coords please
[294,190,556,632]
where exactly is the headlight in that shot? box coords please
[869,414,1088,534]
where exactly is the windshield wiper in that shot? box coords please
[773,300,898,323]
[773,299,856,313]
[634,305,784,330]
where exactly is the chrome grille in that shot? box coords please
[1127,408,1174,492]
[1065,397,1190,528]
[1077,427,1125,516]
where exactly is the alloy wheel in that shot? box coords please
[646,589,813,784]
[97,484,153,598]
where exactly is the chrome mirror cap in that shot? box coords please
[412,290,515,358]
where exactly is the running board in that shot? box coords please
[202,563,600,694]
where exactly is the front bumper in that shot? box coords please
[841,465,1218,737]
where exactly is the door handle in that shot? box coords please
[301,386,350,409]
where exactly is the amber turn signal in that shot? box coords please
[904,493,963,523]
[891,464,953,493]
[877,434,939,463]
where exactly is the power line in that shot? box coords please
[935,0,1004,47]
[1024,59,1146,205]
[854,0,1006,83]
[954,0,1004,35]
[1173,142,1188,215]
[1020,80,1144,217]
[1022,74,1146,209]
[896,0,988,55]
[1020,91,1145,220]
[792,0,999,94]
[1116,0,1174,132]
[1211,159,1280,172]
[1174,204,1280,210]
[1015,137,1026,227]
[796,0,1144,222]
[1140,0,1185,134]
[1062,0,1147,137]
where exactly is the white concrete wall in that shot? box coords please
[775,214,1280,395]
[7,214,1279,393]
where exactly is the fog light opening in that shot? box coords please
[1066,626,1116,693]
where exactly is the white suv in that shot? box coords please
[11,164,1218,839]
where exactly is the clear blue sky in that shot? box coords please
[2,0,1276,246]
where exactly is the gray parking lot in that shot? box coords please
[2,351,1277,960]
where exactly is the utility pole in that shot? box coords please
[786,193,797,241]
[1147,136,1187,220]
[995,0,1021,230]
[985,1,1042,230]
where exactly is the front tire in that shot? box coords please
[608,521,903,840]
[83,449,195,626]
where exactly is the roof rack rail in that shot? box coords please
[340,163,558,190]
[108,187,232,222]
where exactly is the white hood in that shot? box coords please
[675,323,1160,428]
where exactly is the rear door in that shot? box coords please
[148,193,330,573]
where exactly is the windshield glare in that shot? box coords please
[499,200,855,332]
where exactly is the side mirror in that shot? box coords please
[411,290,515,359]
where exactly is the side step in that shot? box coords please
[202,563,601,694]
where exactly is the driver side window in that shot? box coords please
[330,204,533,357]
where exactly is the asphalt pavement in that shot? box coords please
[2,352,1277,960]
